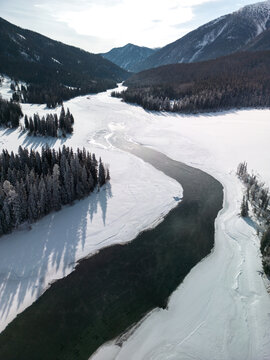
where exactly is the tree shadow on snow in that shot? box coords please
[243,217,259,231]
[89,183,112,226]
[22,134,68,149]
[121,100,241,119]
[1,128,18,136]
[0,182,113,330]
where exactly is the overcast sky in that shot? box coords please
[0,0,261,53]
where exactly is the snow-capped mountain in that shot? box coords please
[137,0,270,71]
[101,43,157,72]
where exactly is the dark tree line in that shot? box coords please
[0,97,23,128]
[237,162,270,275]
[261,228,270,276]
[115,50,270,113]
[12,82,116,108]
[0,94,74,138]
[112,78,270,113]
[237,162,270,220]
[24,106,74,137]
[0,146,110,236]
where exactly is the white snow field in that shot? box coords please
[1,82,270,360]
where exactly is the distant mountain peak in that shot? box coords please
[237,0,270,35]
[238,0,270,13]
[101,43,157,72]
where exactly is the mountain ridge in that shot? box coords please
[0,16,128,97]
[135,0,270,71]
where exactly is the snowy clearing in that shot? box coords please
[51,57,61,64]
[0,75,27,101]
[0,76,13,101]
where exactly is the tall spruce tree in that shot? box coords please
[240,195,249,217]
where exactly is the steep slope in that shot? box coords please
[0,17,128,88]
[137,0,270,71]
[101,43,156,72]
[243,28,270,51]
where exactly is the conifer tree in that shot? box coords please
[98,158,106,187]
[240,196,249,217]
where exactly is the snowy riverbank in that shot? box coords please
[90,90,270,360]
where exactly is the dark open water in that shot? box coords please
[0,141,223,360]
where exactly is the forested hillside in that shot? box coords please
[113,50,270,113]
[0,17,129,106]
[243,28,270,52]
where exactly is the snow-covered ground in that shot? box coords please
[1,81,270,359]
[0,86,182,332]
[89,89,270,360]
[0,76,13,101]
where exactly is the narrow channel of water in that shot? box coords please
[0,141,223,360]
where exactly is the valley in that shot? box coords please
[1,1,270,359]
[0,82,270,359]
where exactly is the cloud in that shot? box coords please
[36,0,220,49]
